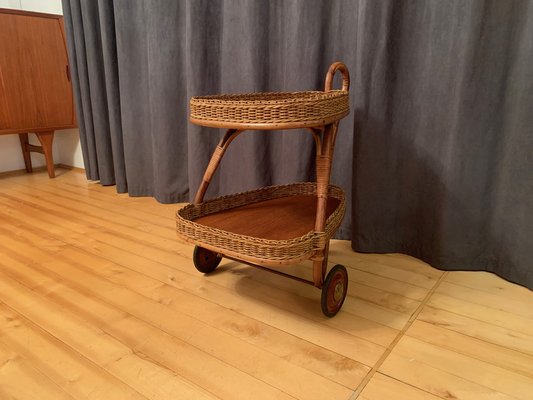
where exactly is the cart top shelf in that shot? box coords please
[190,89,349,130]
[190,62,350,130]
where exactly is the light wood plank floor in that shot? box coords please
[0,168,532,400]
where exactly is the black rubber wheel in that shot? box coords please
[193,246,222,273]
[321,264,348,317]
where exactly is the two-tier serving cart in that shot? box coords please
[176,62,351,316]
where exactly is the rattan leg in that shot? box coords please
[312,241,330,288]
[194,129,243,204]
[322,240,330,280]
[314,123,338,232]
[312,123,339,287]
[312,259,324,287]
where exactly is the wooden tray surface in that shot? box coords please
[194,194,340,241]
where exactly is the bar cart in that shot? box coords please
[176,62,351,316]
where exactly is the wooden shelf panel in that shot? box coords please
[195,194,341,241]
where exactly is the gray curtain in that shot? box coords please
[63,0,533,289]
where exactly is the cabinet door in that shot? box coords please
[0,11,75,132]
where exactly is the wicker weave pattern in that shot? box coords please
[190,91,349,125]
[176,183,346,262]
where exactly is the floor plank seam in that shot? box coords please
[4,171,531,399]
[419,304,533,342]
[0,188,177,250]
[0,197,395,351]
[348,271,449,400]
[0,300,152,400]
[4,185,419,324]
[0,236,357,398]
[342,263,435,291]
[0,268,257,400]
[9,180,176,233]
[1,186,424,332]
[0,330,78,400]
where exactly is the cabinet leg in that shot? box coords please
[35,131,55,178]
[18,133,32,173]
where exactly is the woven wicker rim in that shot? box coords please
[190,90,347,106]
[176,183,345,263]
[190,90,349,127]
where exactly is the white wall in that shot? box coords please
[0,0,85,171]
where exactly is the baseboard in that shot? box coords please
[57,163,86,173]
[0,165,47,177]
[0,163,85,178]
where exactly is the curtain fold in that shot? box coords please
[63,0,533,289]
[351,0,533,288]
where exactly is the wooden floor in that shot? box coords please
[0,168,532,400]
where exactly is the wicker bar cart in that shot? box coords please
[176,62,351,317]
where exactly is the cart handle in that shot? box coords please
[324,62,350,92]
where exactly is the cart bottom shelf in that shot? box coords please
[194,194,341,241]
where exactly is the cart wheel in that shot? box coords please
[193,246,222,273]
[321,264,348,317]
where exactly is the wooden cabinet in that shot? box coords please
[0,8,76,178]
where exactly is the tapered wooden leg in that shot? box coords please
[35,131,55,178]
[18,133,32,173]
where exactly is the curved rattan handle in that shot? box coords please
[324,62,350,92]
